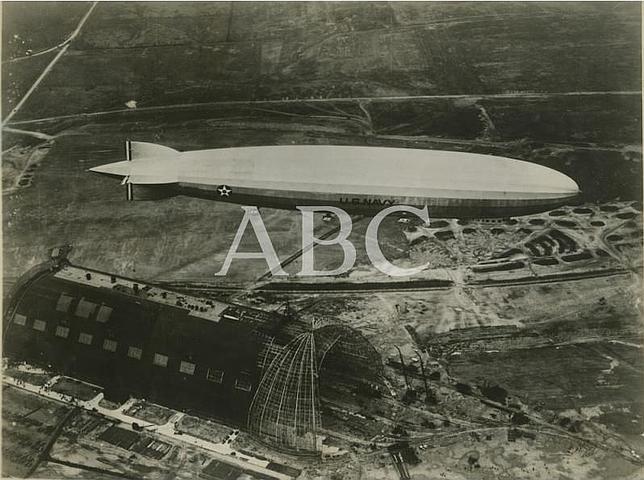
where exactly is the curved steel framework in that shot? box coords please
[248,331,321,452]
[247,324,383,454]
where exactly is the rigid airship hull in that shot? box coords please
[90,142,580,218]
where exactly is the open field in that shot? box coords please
[1,2,91,60]
[362,429,644,480]
[50,377,102,402]
[1,1,92,115]
[2,52,57,116]
[448,338,644,417]
[2,2,640,120]
[177,415,232,443]
[2,386,73,477]
[123,400,175,425]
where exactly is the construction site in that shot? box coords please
[3,226,644,479]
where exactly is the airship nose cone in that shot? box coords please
[558,172,580,196]
[524,162,580,198]
[89,160,131,178]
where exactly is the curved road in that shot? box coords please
[6,90,640,127]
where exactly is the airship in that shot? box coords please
[89,141,580,218]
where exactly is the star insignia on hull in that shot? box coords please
[217,185,232,197]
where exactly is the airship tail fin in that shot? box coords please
[122,140,179,201]
[90,141,179,201]
[128,141,179,160]
[124,140,133,200]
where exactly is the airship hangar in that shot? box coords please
[3,251,384,455]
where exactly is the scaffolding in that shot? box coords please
[247,323,383,454]
[248,331,321,453]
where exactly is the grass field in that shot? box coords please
[1,2,91,58]
[123,401,175,425]
[1,2,640,120]
[50,377,102,402]
[449,340,644,412]
[1,1,92,115]
[2,386,73,478]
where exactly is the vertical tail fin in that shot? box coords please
[89,141,180,202]
[125,139,133,201]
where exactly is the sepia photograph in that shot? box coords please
[1,1,642,479]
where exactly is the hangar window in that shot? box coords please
[55,326,70,338]
[206,368,224,384]
[96,305,113,323]
[153,353,169,368]
[179,361,196,375]
[127,346,143,360]
[32,319,46,332]
[75,298,97,319]
[235,378,252,392]
[103,339,118,352]
[13,313,27,326]
[56,293,74,313]
[78,332,93,345]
